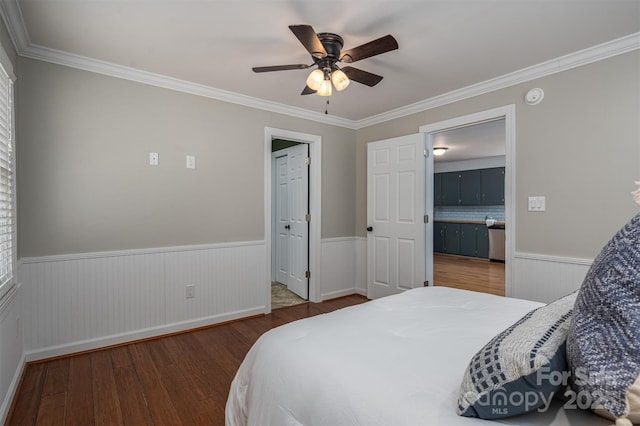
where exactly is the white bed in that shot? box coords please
[226,287,608,425]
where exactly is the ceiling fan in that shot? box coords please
[252,25,398,97]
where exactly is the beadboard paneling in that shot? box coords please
[164,244,265,323]
[355,237,367,295]
[19,242,265,360]
[512,252,592,303]
[0,284,23,425]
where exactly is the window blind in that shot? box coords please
[0,64,14,297]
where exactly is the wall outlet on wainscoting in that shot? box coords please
[185,285,195,299]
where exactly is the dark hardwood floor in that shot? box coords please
[6,295,367,426]
[433,253,505,296]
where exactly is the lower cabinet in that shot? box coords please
[434,222,489,259]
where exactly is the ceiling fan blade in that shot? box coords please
[252,64,312,73]
[289,25,327,59]
[341,66,384,87]
[301,85,316,95]
[339,35,398,63]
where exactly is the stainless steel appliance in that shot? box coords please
[488,224,505,262]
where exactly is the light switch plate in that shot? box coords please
[186,155,196,169]
[528,196,546,212]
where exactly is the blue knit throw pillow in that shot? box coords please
[566,213,640,424]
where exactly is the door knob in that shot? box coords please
[367,226,373,232]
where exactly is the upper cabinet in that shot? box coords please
[460,169,481,205]
[434,167,504,206]
[440,172,461,205]
[480,167,505,205]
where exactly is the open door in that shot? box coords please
[367,133,429,299]
[274,153,289,285]
[286,143,309,299]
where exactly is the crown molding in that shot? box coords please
[1,0,638,130]
[20,43,356,129]
[0,0,29,52]
[354,32,640,129]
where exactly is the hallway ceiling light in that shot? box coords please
[433,147,448,156]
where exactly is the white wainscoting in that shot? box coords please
[320,237,361,300]
[354,237,367,295]
[0,283,24,425]
[19,241,266,361]
[512,252,593,303]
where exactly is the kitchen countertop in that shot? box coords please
[434,219,506,226]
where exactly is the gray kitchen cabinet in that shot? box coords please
[440,172,460,205]
[460,223,478,256]
[443,223,460,254]
[434,221,490,259]
[477,225,489,258]
[435,167,504,206]
[434,222,445,253]
[460,170,481,205]
[481,167,505,205]
[434,173,443,206]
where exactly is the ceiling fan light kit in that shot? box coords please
[306,69,325,91]
[317,78,332,97]
[252,25,398,99]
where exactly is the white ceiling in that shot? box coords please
[7,0,640,123]
[432,119,505,163]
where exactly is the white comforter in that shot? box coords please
[226,287,608,426]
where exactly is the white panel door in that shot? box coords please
[287,144,309,299]
[274,154,289,285]
[367,134,426,299]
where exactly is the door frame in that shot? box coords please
[264,127,321,313]
[419,104,516,297]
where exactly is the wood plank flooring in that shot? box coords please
[8,258,502,425]
[6,295,367,426]
[433,253,505,296]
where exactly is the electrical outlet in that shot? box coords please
[185,284,195,299]
[16,317,20,338]
[186,155,196,169]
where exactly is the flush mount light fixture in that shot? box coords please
[433,147,448,156]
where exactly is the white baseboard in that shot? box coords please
[24,306,264,362]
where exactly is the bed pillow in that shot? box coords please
[566,213,640,425]
[457,292,577,419]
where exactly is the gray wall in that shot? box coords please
[16,50,640,260]
[17,58,356,257]
[356,51,640,259]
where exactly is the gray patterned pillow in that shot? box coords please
[457,292,577,419]
[566,213,640,425]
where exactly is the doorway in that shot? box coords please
[420,105,515,297]
[264,127,322,314]
[271,140,309,308]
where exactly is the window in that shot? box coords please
[0,45,14,302]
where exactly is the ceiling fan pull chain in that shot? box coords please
[325,99,329,115]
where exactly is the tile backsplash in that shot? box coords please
[434,206,505,222]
